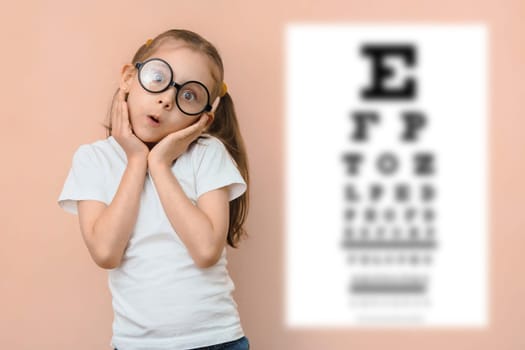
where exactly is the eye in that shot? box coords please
[142,67,167,85]
[152,72,163,82]
[181,90,196,102]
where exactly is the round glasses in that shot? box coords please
[134,58,212,116]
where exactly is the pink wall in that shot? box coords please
[1,0,524,348]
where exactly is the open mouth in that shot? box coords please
[148,115,160,124]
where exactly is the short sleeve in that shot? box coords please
[194,137,247,201]
[57,144,109,215]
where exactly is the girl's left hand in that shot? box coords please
[148,114,209,168]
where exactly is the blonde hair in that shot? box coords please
[103,29,250,248]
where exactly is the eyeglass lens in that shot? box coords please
[138,59,209,115]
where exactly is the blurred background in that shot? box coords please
[1,0,524,349]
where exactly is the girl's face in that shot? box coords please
[120,40,219,145]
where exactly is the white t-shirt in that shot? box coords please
[58,135,247,350]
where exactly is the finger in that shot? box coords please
[174,118,201,139]
[199,114,210,134]
[183,115,208,140]
[111,92,120,135]
[193,114,208,132]
[121,100,131,135]
[200,113,209,127]
[117,89,126,134]
[190,115,209,141]
[114,94,122,136]
[210,96,220,113]
[119,87,127,101]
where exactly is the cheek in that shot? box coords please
[125,93,142,120]
[165,116,198,133]
[181,116,201,130]
[182,116,198,127]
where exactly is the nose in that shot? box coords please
[156,87,176,110]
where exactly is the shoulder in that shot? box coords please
[185,134,240,173]
[191,134,227,153]
[188,134,230,162]
[188,135,247,200]
[74,137,112,154]
[71,137,117,167]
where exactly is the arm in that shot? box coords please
[77,86,150,269]
[148,161,230,268]
[78,157,148,269]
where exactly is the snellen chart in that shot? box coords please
[285,24,488,327]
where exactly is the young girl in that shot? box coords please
[57,29,250,350]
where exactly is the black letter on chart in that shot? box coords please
[414,152,435,175]
[377,152,398,175]
[402,111,426,142]
[342,153,363,175]
[360,44,417,100]
[351,111,379,141]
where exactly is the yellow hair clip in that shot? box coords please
[220,82,228,97]
[145,38,153,47]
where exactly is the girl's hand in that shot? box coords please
[111,88,149,163]
[148,114,209,168]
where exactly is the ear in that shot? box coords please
[203,96,221,129]
[119,63,135,92]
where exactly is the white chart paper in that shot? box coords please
[285,24,488,327]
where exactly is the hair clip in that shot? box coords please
[220,82,228,97]
[145,38,153,47]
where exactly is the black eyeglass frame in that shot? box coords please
[134,57,212,116]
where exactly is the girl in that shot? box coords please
[57,29,250,350]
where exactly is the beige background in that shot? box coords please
[1,0,524,349]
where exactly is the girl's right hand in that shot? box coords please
[111,88,149,163]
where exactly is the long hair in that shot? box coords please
[103,29,249,248]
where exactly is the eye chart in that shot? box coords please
[285,24,488,327]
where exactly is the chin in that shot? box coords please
[135,130,161,144]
